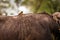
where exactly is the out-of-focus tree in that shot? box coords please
[21,0,60,14]
[0,0,10,15]
[21,0,45,13]
[46,0,60,14]
[0,0,21,16]
[15,0,21,7]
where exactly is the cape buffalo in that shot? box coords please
[0,12,59,40]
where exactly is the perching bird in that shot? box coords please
[18,11,23,16]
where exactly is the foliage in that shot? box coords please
[47,0,60,14]
[21,0,60,14]
[0,0,60,15]
[21,0,44,13]
[0,0,10,15]
[15,0,21,7]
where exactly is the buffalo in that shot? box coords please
[0,12,59,40]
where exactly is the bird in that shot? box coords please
[18,11,23,16]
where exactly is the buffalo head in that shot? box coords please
[52,12,60,40]
[52,12,60,29]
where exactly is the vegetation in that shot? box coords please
[22,0,60,14]
[0,0,10,15]
[0,0,60,15]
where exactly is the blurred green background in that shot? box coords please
[0,0,60,16]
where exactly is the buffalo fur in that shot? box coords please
[0,13,58,40]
